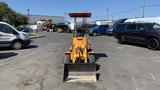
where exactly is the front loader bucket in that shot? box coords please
[63,63,97,83]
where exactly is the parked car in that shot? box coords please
[113,22,160,50]
[105,26,113,36]
[0,22,31,50]
[19,27,33,33]
[19,27,36,36]
[89,25,109,36]
[56,23,71,33]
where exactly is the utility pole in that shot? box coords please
[107,8,109,21]
[27,9,30,26]
[112,15,114,21]
[65,13,67,21]
[142,0,146,18]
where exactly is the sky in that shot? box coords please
[1,0,160,20]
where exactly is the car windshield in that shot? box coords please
[92,26,99,29]
[21,28,32,32]
[146,23,160,31]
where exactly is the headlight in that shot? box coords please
[23,33,30,39]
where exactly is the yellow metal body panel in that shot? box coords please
[69,36,91,63]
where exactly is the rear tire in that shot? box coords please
[118,35,125,44]
[147,38,159,50]
[11,41,23,50]
[89,54,95,63]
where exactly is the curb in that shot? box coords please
[30,35,45,39]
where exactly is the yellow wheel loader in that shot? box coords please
[63,13,97,82]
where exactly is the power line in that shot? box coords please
[110,6,142,16]
[92,3,160,20]
[109,3,160,17]
[146,4,160,7]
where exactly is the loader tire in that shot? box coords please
[89,54,95,63]
[64,54,70,63]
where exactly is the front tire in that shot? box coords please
[89,54,95,63]
[11,41,23,50]
[147,38,159,50]
[118,35,125,44]
[64,54,70,63]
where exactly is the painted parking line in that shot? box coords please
[149,73,156,81]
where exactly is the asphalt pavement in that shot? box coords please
[0,32,160,90]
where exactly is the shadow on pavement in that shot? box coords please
[96,64,101,81]
[0,45,38,51]
[117,41,160,50]
[95,53,108,61]
[0,52,18,59]
[94,53,107,81]
[23,45,38,49]
[117,41,146,48]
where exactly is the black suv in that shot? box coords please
[113,23,160,50]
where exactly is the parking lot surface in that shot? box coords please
[0,32,160,90]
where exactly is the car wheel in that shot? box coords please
[147,38,159,50]
[11,41,23,50]
[93,32,97,36]
[118,35,125,44]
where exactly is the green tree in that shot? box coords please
[0,2,28,27]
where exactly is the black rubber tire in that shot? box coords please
[89,54,95,63]
[64,54,70,63]
[11,41,23,50]
[118,35,125,44]
[147,38,159,50]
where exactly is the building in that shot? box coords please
[28,15,64,24]
[96,20,113,26]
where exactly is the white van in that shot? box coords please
[0,22,31,50]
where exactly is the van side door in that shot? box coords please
[0,23,16,47]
